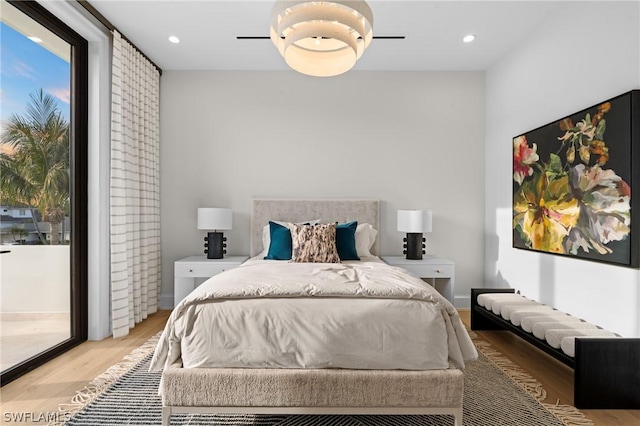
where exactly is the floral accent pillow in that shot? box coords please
[289,223,341,263]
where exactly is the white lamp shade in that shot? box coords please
[397,210,432,233]
[270,0,373,77]
[197,208,232,231]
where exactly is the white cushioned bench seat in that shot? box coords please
[476,293,527,311]
[520,313,582,332]
[474,290,620,356]
[499,302,549,321]
[532,321,598,340]
[509,307,557,327]
[492,300,540,317]
[560,335,620,358]
[546,328,617,350]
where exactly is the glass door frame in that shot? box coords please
[1,0,88,386]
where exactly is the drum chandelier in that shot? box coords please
[270,0,374,77]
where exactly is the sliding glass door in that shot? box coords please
[0,0,87,385]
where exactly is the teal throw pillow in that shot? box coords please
[335,221,360,260]
[264,221,293,260]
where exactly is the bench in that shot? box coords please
[471,288,640,409]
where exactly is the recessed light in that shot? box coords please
[28,36,43,43]
[168,35,180,44]
[462,34,475,43]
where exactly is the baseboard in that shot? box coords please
[454,295,470,309]
[159,294,174,310]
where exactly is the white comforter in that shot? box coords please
[150,257,477,372]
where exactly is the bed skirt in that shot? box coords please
[161,363,464,425]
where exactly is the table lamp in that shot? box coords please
[197,208,232,259]
[397,210,432,260]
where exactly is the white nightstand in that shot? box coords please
[174,255,249,307]
[381,255,455,303]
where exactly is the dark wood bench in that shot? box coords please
[471,288,640,409]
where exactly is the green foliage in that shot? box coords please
[0,89,69,244]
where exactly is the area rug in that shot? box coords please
[54,332,593,426]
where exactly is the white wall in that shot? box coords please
[485,1,640,337]
[160,71,485,308]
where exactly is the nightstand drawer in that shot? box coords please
[174,256,249,307]
[175,263,230,277]
[408,264,454,278]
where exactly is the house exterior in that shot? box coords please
[0,206,39,244]
[0,207,69,244]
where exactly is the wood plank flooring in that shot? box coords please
[1,309,637,425]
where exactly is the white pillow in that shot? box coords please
[355,223,377,257]
[260,219,320,257]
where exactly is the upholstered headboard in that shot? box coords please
[251,199,380,257]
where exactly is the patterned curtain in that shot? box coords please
[110,30,161,338]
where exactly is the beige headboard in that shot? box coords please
[251,198,380,257]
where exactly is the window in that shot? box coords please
[0,0,87,385]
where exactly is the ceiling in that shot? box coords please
[87,0,568,72]
[1,0,71,62]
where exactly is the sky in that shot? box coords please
[0,21,70,135]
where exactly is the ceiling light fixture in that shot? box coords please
[270,0,374,77]
[28,36,43,43]
[462,34,476,43]
[168,35,180,44]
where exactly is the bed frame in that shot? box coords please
[160,199,465,425]
[161,364,464,425]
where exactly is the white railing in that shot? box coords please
[0,245,70,313]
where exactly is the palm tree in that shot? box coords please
[0,89,70,245]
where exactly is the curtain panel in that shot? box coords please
[110,30,161,338]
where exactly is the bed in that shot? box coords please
[151,199,477,425]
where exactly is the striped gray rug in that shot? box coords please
[60,335,592,426]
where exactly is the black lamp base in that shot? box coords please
[204,232,227,259]
[403,233,426,260]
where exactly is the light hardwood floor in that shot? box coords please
[0,310,171,425]
[1,309,637,426]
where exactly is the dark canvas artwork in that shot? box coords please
[512,90,640,267]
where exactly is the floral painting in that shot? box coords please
[513,90,639,267]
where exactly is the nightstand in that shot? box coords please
[381,255,455,303]
[174,255,249,307]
